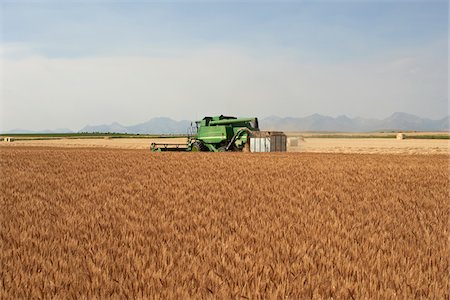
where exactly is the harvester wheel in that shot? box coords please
[191,141,205,152]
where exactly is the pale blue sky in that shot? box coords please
[0,0,448,131]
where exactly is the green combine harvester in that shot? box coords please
[150,115,262,152]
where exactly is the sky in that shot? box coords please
[0,0,448,131]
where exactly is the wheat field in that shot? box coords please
[0,147,448,298]
[1,136,449,154]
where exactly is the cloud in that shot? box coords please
[1,40,447,132]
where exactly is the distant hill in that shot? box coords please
[3,113,449,134]
[3,128,74,134]
[260,112,449,132]
[80,113,448,133]
[79,118,191,134]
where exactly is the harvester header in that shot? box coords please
[151,115,285,152]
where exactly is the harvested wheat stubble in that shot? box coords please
[0,147,448,298]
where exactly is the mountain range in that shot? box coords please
[4,128,74,134]
[80,118,192,134]
[261,112,449,132]
[3,113,449,134]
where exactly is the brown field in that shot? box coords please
[1,136,449,154]
[285,131,450,138]
[291,138,449,154]
[1,147,448,298]
[0,137,188,150]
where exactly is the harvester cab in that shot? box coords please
[151,115,285,152]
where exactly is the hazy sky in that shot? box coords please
[0,0,448,131]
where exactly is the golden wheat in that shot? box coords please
[0,147,448,298]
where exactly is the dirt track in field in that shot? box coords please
[289,138,449,154]
[1,137,448,154]
[1,147,448,298]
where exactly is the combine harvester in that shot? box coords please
[150,115,286,152]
